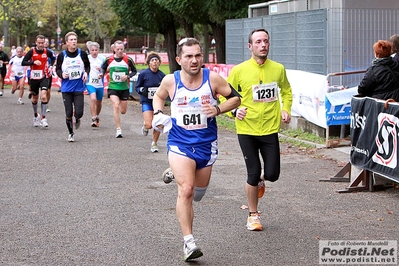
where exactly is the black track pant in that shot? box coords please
[62,92,84,120]
[237,133,280,186]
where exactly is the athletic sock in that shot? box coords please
[41,102,48,117]
[32,102,38,114]
[183,234,194,242]
[66,119,74,134]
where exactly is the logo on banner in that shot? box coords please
[372,113,398,169]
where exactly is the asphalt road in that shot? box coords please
[1,87,398,266]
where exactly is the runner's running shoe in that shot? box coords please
[162,167,174,184]
[246,212,263,231]
[33,115,41,127]
[183,238,203,261]
[41,118,48,127]
[17,99,24,105]
[116,128,123,138]
[141,125,149,136]
[67,133,74,142]
[91,118,98,127]
[151,142,159,153]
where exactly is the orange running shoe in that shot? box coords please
[246,212,263,231]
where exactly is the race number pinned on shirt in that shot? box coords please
[147,87,158,99]
[176,107,207,130]
[252,82,278,102]
[69,69,81,80]
[112,72,124,82]
[31,70,43,79]
[91,77,100,84]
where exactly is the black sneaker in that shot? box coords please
[28,92,32,99]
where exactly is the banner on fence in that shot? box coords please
[325,87,357,126]
[350,96,399,182]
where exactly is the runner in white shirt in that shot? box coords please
[9,46,27,105]
[86,42,105,127]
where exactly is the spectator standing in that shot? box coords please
[390,34,399,64]
[50,38,56,50]
[10,45,17,57]
[226,28,292,231]
[141,46,147,65]
[358,40,399,101]
[57,38,63,50]
[24,44,30,54]
[123,38,128,49]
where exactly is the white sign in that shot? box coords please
[319,240,397,264]
[270,4,278,13]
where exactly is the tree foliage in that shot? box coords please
[1,0,120,49]
[111,0,180,71]
[111,0,254,66]
[0,0,48,47]
[2,0,258,65]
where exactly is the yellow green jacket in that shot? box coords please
[225,57,292,136]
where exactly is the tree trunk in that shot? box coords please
[103,37,111,53]
[177,18,193,37]
[2,5,10,47]
[211,23,226,64]
[202,24,209,63]
[162,23,179,73]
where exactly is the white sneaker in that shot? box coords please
[17,99,24,105]
[116,128,123,138]
[46,107,50,112]
[67,133,74,142]
[183,238,203,261]
[141,125,149,136]
[41,118,48,127]
[33,115,41,127]
[0,90,3,96]
[151,142,159,153]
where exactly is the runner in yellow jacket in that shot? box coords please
[225,28,292,231]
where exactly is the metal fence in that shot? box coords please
[226,8,399,88]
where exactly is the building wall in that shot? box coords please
[226,9,327,75]
[229,1,399,87]
[249,0,399,16]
